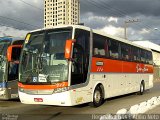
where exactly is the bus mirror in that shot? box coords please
[7,45,22,62]
[65,39,75,60]
[7,46,12,62]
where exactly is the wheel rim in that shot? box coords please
[141,84,144,92]
[94,90,101,103]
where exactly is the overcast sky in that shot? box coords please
[0,0,160,44]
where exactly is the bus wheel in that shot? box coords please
[91,85,103,107]
[139,81,145,95]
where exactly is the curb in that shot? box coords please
[100,96,160,120]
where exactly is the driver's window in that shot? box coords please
[71,29,90,85]
[72,44,83,74]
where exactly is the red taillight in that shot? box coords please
[34,98,43,102]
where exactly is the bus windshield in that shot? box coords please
[0,40,11,82]
[19,28,72,84]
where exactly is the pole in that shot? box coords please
[124,21,127,40]
[124,19,139,40]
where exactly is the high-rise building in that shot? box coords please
[44,0,80,28]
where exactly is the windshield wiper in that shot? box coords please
[22,68,39,74]
[22,50,45,74]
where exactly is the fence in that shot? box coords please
[153,66,160,82]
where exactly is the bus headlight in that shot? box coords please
[19,88,24,92]
[53,87,69,94]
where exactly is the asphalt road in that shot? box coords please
[0,82,160,120]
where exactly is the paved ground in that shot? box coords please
[146,105,160,114]
[145,81,160,115]
[0,82,160,120]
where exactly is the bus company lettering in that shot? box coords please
[96,61,104,66]
[136,64,149,73]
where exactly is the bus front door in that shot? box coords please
[7,62,19,99]
[71,44,85,85]
[6,45,22,99]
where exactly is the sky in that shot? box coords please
[0,0,160,44]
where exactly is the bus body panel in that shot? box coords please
[91,57,153,73]
[0,81,18,100]
[19,91,74,106]
[19,87,93,106]
[7,80,18,99]
[89,73,153,99]
[90,56,153,99]
[0,82,7,99]
[18,72,153,106]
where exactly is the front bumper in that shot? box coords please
[19,90,76,106]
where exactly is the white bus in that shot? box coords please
[18,25,153,107]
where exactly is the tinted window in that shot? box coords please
[26,32,44,53]
[75,29,90,73]
[12,47,22,61]
[0,41,11,56]
[121,43,130,61]
[75,29,90,55]
[71,29,90,85]
[108,39,119,59]
[146,51,153,64]
[140,50,146,63]
[92,33,153,65]
[132,47,140,62]
[93,34,106,57]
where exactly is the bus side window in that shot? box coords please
[108,40,119,59]
[93,34,109,58]
[140,50,146,63]
[148,52,153,64]
[132,47,140,62]
[144,51,153,64]
[99,49,105,56]
[94,48,99,56]
[104,40,109,57]
[146,51,150,64]
[120,43,130,61]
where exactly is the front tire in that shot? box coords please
[91,85,103,107]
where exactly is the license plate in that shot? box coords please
[34,98,43,102]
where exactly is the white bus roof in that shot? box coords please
[28,25,151,52]
[29,25,91,33]
[133,40,160,52]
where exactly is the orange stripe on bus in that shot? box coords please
[18,82,68,90]
[91,57,153,73]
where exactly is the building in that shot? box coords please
[44,0,80,28]
[133,40,160,81]
[133,41,160,66]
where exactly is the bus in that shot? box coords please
[18,25,153,107]
[0,37,24,100]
